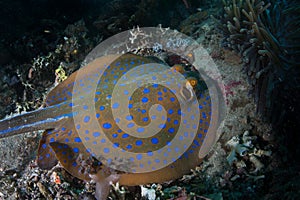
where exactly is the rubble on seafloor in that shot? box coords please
[0,3,297,200]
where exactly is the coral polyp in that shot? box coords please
[219,0,300,124]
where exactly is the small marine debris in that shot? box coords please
[50,171,61,185]
[54,63,68,85]
[180,166,203,182]
[249,155,264,174]
[141,185,156,200]
[37,181,53,200]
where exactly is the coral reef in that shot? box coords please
[218,0,300,126]
[0,19,94,118]
[0,0,299,199]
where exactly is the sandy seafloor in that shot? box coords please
[0,0,299,199]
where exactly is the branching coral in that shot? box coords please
[218,0,300,124]
[226,131,271,174]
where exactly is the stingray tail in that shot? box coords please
[0,101,74,139]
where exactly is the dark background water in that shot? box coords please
[0,0,203,41]
[0,0,204,64]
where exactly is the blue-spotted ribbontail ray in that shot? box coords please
[0,53,220,199]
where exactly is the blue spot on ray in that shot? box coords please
[84,116,90,123]
[93,132,101,137]
[103,123,112,129]
[147,151,153,156]
[168,109,174,114]
[103,148,110,153]
[156,105,163,111]
[126,115,133,120]
[127,123,134,128]
[74,137,81,143]
[151,138,159,144]
[99,106,105,111]
[73,148,79,153]
[113,143,119,148]
[143,117,149,122]
[168,128,175,133]
[136,140,143,146]
[136,154,142,160]
[141,97,148,103]
[137,127,144,133]
[112,103,119,109]
[143,88,150,94]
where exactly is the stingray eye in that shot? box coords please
[171,64,185,74]
[187,77,198,88]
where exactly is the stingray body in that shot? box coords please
[0,53,215,193]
